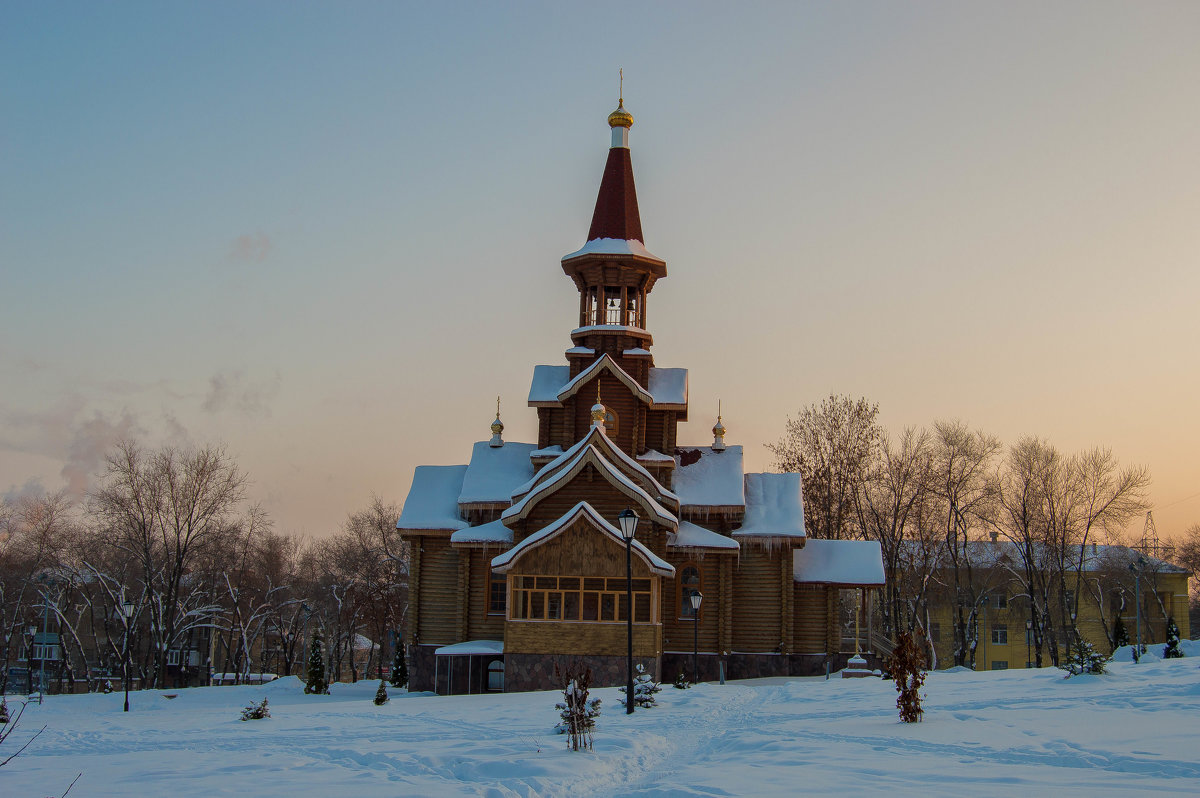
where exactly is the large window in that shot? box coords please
[509,575,652,623]
[679,565,701,619]
[991,625,1008,645]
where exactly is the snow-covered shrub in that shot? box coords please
[304,633,329,695]
[0,697,8,725]
[673,671,691,689]
[1163,617,1184,659]
[553,663,600,752]
[374,680,389,705]
[618,664,661,709]
[101,679,114,694]
[1061,638,1111,676]
[390,645,408,689]
[887,630,926,723]
[240,698,270,721]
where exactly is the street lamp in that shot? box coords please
[690,591,703,684]
[121,599,135,712]
[26,625,37,698]
[1025,619,1032,668]
[617,508,638,715]
[1128,555,1147,663]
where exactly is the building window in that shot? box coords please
[991,625,1008,645]
[31,644,60,662]
[167,649,181,666]
[487,660,504,692]
[509,575,653,623]
[489,572,507,615]
[993,592,1007,610]
[991,661,1009,670]
[679,565,701,619]
[604,407,619,435]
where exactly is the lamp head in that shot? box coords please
[617,508,639,540]
[690,591,703,611]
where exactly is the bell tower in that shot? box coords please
[561,96,667,374]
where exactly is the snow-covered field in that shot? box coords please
[4,642,1199,797]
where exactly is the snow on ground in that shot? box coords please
[4,643,1199,797]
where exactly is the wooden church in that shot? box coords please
[396,97,885,694]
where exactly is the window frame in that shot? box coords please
[678,563,703,620]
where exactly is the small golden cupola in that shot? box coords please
[608,70,633,148]
[712,400,726,452]
[489,396,505,448]
[591,385,607,431]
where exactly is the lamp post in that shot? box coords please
[617,508,638,715]
[690,591,703,684]
[26,625,37,698]
[121,599,135,712]
[1025,619,1032,668]
[1128,555,1146,663]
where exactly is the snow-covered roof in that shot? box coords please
[736,472,806,538]
[669,520,740,551]
[898,539,1192,574]
[673,446,745,507]
[623,347,651,356]
[527,361,687,409]
[529,365,570,405]
[450,518,513,546]
[397,465,468,531]
[434,640,504,657]
[647,368,687,407]
[491,502,674,576]
[557,354,653,405]
[458,441,537,505]
[565,346,594,355]
[562,237,664,263]
[503,443,679,530]
[531,445,563,459]
[637,449,675,464]
[512,424,678,509]
[793,539,885,585]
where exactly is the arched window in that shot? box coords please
[679,564,701,619]
[487,660,504,692]
[604,407,619,435]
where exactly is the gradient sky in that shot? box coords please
[3,2,1198,540]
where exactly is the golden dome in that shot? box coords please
[491,416,504,435]
[608,102,633,129]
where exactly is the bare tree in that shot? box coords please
[90,441,246,687]
[932,420,1001,668]
[768,394,882,540]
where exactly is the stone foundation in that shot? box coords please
[505,653,660,693]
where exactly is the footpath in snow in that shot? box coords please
[3,641,1199,797]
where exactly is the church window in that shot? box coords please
[679,564,702,619]
[604,407,619,435]
[488,572,506,615]
[508,575,654,623]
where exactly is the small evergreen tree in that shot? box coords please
[390,643,407,689]
[887,630,926,723]
[673,671,691,689]
[240,698,270,721]
[553,663,600,752]
[0,697,8,724]
[304,632,329,695]
[618,664,661,709]
[374,680,389,705]
[1163,617,1184,659]
[1112,615,1129,649]
[1061,637,1112,676]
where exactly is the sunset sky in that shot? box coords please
[3,2,1198,540]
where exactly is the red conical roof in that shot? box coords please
[586,145,643,244]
